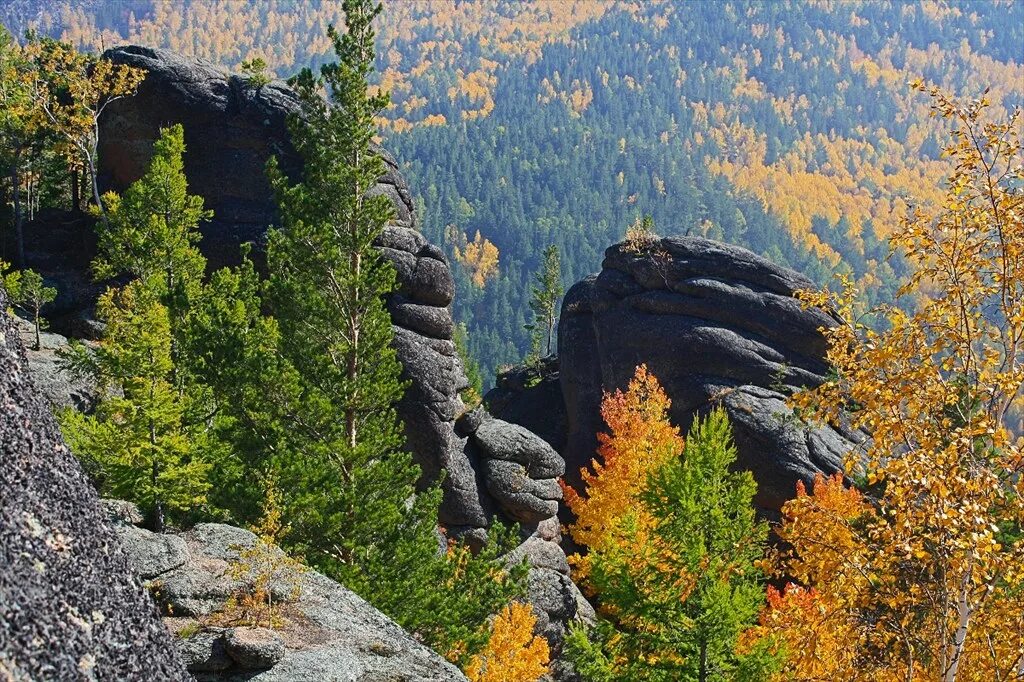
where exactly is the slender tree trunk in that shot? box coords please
[699,640,708,682]
[83,135,106,223]
[11,154,25,267]
[33,303,41,351]
[71,167,80,213]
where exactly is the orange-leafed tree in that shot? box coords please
[754,85,1024,682]
[561,364,683,582]
[463,602,549,682]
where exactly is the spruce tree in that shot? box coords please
[264,2,524,657]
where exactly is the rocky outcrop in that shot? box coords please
[560,237,866,514]
[92,45,490,536]
[105,502,467,682]
[0,294,187,680]
[99,45,416,266]
[484,356,567,452]
[22,45,584,660]
[13,315,98,412]
[456,409,591,664]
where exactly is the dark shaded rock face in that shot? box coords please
[99,45,416,269]
[484,356,568,452]
[559,237,865,513]
[0,293,188,681]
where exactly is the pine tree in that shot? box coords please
[525,244,562,360]
[92,123,210,377]
[264,1,524,657]
[59,123,215,531]
[7,267,56,350]
[60,281,212,531]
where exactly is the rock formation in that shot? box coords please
[20,44,586,658]
[484,356,567,452]
[104,501,467,682]
[559,236,866,514]
[0,290,188,681]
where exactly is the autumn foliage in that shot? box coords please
[464,602,549,682]
[561,364,682,581]
[753,86,1024,681]
[563,369,775,680]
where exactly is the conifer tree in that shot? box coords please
[264,1,524,656]
[525,244,562,360]
[564,370,777,680]
[60,123,215,531]
[61,281,212,531]
[7,267,56,350]
[92,123,210,378]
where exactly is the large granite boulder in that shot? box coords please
[93,45,488,536]
[559,236,866,514]
[105,503,467,681]
[0,293,188,680]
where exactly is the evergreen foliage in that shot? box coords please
[263,1,524,661]
[61,281,212,531]
[566,401,776,681]
[59,123,216,531]
[1,261,56,349]
[525,244,562,361]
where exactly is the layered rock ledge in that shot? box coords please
[104,501,467,682]
[559,236,866,513]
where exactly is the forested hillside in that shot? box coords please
[5,0,1023,384]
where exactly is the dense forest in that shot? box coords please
[4,1,1024,680]
[4,0,1022,384]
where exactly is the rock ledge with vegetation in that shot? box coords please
[104,500,468,682]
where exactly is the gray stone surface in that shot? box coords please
[109,516,466,682]
[0,291,188,680]
[14,315,98,413]
[474,419,565,479]
[117,525,190,580]
[224,627,285,669]
[178,627,232,672]
[559,236,866,513]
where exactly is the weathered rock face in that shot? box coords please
[0,293,188,681]
[92,45,490,536]
[100,45,416,267]
[484,356,568,452]
[25,45,585,661]
[105,502,467,682]
[13,315,98,412]
[560,237,866,513]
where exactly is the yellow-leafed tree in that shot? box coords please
[560,364,683,582]
[464,602,549,682]
[751,85,1024,682]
